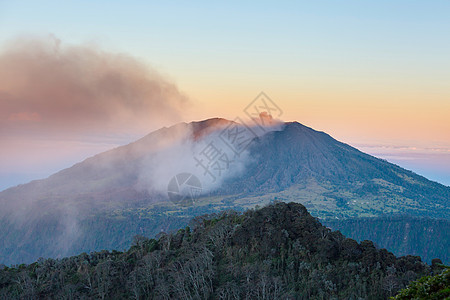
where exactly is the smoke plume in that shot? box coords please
[0,35,188,138]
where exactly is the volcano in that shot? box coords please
[0,118,449,265]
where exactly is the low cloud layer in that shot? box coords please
[0,35,188,138]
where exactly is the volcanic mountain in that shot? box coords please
[0,118,449,265]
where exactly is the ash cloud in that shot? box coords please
[0,35,188,137]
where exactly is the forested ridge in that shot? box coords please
[0,202,438,299]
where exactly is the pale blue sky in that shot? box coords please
[2,1,449,76]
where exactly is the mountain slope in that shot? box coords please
[0,203,432,299]
[324,216,450,264]
[0,118,449,265]
[221,122,449,218]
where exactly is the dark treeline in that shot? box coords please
[0,203,439,299]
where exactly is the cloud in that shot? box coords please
[0,35,189,137]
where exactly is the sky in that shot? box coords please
[0,0,449,189]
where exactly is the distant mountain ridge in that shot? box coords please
[0,118,449,265]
